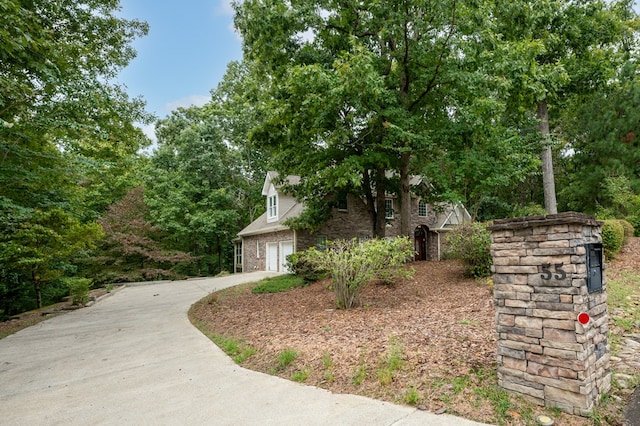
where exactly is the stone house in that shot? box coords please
[234,171,472,273]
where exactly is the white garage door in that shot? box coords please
[280,241,294,273]
[266,243,278,272]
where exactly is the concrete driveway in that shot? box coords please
[0,272,488,425]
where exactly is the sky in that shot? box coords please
[116,0,242,139]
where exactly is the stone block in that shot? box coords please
[495,283,534,293]
[497,325,526,336]
[495,306,527,316]
[515,316,542,329]
[544,328,578,343]
[540,340,584,352]
[527,353,585,371]
[525,328,544,338]
[495,265,539,275]
[527,361,558,378]
[558,367,578,379]
[502,339,543,354]
[494,290,516,300]
[539,240,570,248]
[502,356,527,372]
[534,286,580,295]
[505,299,533,308]
[498,346,525,360]
[506,333,541,345]
[492,249,528,258]
[545,386,591,410]
[532,293,560,302]
[560,294,573,303]
[497,314,515,326]
[519,255,571,266]
[516,292,531,301]
[525,234,549,242]
[493,274,530,285]
[543,319,575,331]
[544,347,578,360]
[532,248,576,256]
[535,302,575,311]
[532,309,577,320]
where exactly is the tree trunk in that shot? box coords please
[32,269,42,309]
[399,152,411,238]
[537,100,558,214]
[375,168,387,237]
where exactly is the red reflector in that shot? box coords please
[577,312,590,325]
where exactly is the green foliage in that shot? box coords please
[276,349,298,371]
[304,237,414,309]
[64,277,91,306]
[291,369,310,382]
[600,220,625,259]
[89,187,194,284]
[286,251,327,283]
[619,220,635,246]
[403,387,421,405]
[209,335,256,364]
[251,274,306,294]
[445,223,492,278]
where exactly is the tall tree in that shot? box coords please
[489,0,636,213]
[0,0,151,313]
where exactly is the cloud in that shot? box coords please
[216,0,235,16]
[164,94,210,113]
[140,123,157,143]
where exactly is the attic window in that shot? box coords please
[268,194,278,220]
[385,199,394,219]
[337,195,348,211]
[418,200,427,217]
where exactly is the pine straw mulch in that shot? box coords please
[190,259,595,425]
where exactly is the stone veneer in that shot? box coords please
[488,212,610,416]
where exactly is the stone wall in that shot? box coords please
[489,212,610,416]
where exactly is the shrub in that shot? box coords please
[64,277,91,305]
[619,219,635,245]
[627,215,640,237]
[445,222,492,278]
[286,251,327,283]
[601,219,625,259]
[305,237,414,309]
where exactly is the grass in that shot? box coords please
[206,333,256,364]
[276,348,298,371]
[291,369,310,382]
[376,336,405,386]
[251,274,307,294]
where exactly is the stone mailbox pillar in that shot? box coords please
[488,212,610,416]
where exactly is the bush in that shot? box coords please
[286,251,327,283]
[64,277,91,306]
[619,219,635,246]
[445,222,492,278]
[601,219,625,259]
[627,215,640,237]
[305,237,414,309]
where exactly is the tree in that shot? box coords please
[145,106,243,275]
[0,0,152,313]
[489,0,636,213]
[91,187,194,283]
[235,0,544,234]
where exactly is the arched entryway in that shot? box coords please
[414,225,429,261]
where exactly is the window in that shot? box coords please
[316,236,327,251]
[235,243,242,269]
[385,198,394,219]
[337,195,348,211]
[418,200,428,217]
[268,194,278,219]
[256,241,260,258]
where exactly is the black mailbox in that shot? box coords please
[585,243,603,293]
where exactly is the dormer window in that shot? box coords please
[268,194,278,220]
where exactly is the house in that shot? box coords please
[234,172,472,273]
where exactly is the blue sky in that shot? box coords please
[116,0,242,138]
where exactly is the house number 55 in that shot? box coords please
[541,263,566,280]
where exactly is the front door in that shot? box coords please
[414,227,427,261]
[266,243,278,272]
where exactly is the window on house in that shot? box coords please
[418,200,428,217]
[337,195,348,211]
[385,198,394,219]
[268,194,278,219]
[235,243,242,269]
[316,236,327,251]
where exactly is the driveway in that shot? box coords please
[0,272,487,425]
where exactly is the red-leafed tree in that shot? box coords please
[92,187,194,283]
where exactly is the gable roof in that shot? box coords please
[237,201,304,237]
[262,171,300,196]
